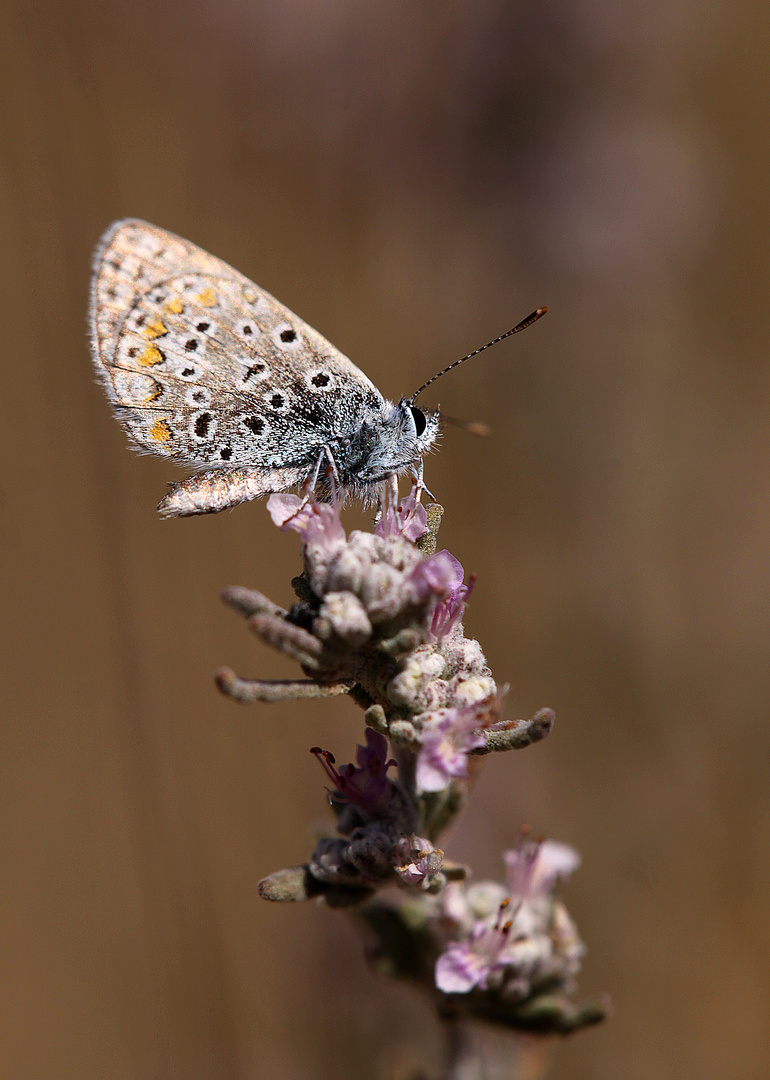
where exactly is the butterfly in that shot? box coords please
[90,220,545,516]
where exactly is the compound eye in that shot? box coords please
[408,405,427,437]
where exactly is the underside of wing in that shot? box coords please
[89,220,384,471]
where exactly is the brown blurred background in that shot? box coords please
[1,1,768,1077]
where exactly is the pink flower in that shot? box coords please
[504,834,581,903]
[393,834,444,888]
[267,493,346,549]
[409,549,462,602]
[429,567,475,641]
[311,729,396,811]
[435,901,513,994]
[407,548,476,639]
[408,547,475,638]
[416,692,502,793]
[434,838,582,996]
[416,707,485,792]
[375,491,428,541]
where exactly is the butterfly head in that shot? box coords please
[333,397,439,497]
[401,398,441,453]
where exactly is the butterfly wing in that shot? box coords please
[90,220,385,512]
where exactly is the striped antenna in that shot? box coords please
[410,307,547,403]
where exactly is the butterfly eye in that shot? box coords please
[408,405,427,437]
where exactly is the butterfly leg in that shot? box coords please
[387,471,399,505]
[373,473,400,524]
[295,446,342,513]
[412,458,424,504]
[302,449,326,498]
[322,445,342,501]
[411,457,436,503]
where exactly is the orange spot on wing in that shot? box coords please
[138,345,164,367]
[150,418,171,442]
[146,382,163,402]
[143,318,168,338]
[196,287,217,307]
[164,297,184,314]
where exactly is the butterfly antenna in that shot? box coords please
[410,307,548,403]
